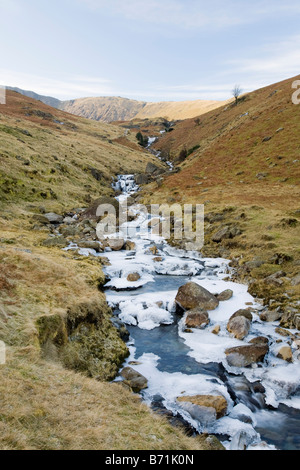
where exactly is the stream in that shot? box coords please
[70,168,300,450]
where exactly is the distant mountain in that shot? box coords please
[61,96,228,122]
[61,96,147,122]
[6,86,62,109]
[6,86,227,122]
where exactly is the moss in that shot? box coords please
[36,314,68,348]
[36,301,129,382]
[250,263,282,279]
[247,279,286,304]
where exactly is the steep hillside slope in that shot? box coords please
[141,75,300,326]
[7,86,61,109]
[6,87,228,122]
[134,98,230,120]
[0,91,209,450]
[0,90,159,211]
[61,96,147,122]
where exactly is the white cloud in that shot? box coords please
[0,69,114,99]
[78,0,300,30]
[226,34,300,83]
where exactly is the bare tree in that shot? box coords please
[232,85,242,105]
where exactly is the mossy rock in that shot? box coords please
[248,279,286,304]
[250,263,281,279]
[36,301,129,381]
[61,312,129,381]
[36,314,68,348]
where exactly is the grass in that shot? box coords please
[0,90,161,212]
[0,217,209,450]
[0,92,209,451]
[139,76,300,317]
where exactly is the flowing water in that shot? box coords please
[70,172,300,450]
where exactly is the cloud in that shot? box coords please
[0,70,114,99]
[226,34,300,81]
[78,0,300,30]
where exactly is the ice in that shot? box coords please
[76,174,300,449]
[154,258,204,276]
[117,299,173,330]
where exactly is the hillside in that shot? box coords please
[134,98,230,120]
[61,96,147,122]
[61,96,228,122]
[0,90,161,211]
[6,86,228,122]
[140,74,300,327]
[7,86,61,109]
[0,92,209,450]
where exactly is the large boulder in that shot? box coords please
[106,238,125,251]
[77,241,103,252]
[276,345,293,362]
[42,236,68,248]
[127,273,141,282]
[80,196,120,221]
[229,309,253,322]
[185,308,209,329]
[227,316,251,340]
[44,212,64,224]
[120,367,148,392]
[260,309,282,322]
[216,289,233,301]
[225,343,269,367]
[177,395,227,420]
[212,225,241,243]
[175,282,219,312]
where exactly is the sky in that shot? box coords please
[0,0,299,102]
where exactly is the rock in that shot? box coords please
[149,245,159,255]
[216,289,233,301]
[135,173,150,185]
[120,367,148,392]
[280,307,300,330]
[107,238,125,251]
[276,345,293,362]
[256,172,268,180]
[211,325,221,335]
[42,236,68,248]
[44,212,63,224]
[59,225,79,237]
[185,309,209,329]
[227,315,251,340]
[275,327,292,337]
[229,309,253,322]
[124,240,136,251]
[260,309,282,322]
[175,282,219,312]
[146,162,162,174]
[212,225,241,242]
[80,196,120,221]
[32,214,52,225]
[127,273,141,282]
[225,344,269,367]
[262,136,272,142]
[249,336,269,345]
[265,271,285,286]
[177,395,227,420]
[63,216,77,225]
[153,257,163,262]
[77,241,103,252]
[291,274,300,286]
[196,434,226,451]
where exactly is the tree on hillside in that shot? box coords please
[232,85,242,105]
[136,131,149,148]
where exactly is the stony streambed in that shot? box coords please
[66,174,300,450]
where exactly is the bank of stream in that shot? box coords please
[92,172,299,451]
